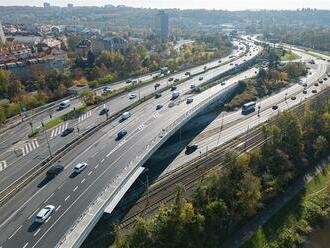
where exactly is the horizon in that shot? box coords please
[0,0,329,10]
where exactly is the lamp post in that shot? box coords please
[41,121,52,157]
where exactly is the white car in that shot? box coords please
[103,87,112,93]
[74,162,87,174]
[35,205,55,223]
[129,93,137,99]
[121,111,131,120]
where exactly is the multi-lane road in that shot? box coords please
[0,40,257,248]
[0,37,327,248]
[0,41,247,190]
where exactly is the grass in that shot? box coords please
[280,51,300,61]
[242,164,330,248]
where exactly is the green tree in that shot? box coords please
[313,135,328,160]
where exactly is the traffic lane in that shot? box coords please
[0,42,258,240]
[23,98,186,248]
[1,98,173,247]
[0,82,178,239]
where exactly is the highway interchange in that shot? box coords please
[0,37,328,248]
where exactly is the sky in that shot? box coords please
[0,0,329,10]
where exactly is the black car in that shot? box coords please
[46,165,64,178]
[272,105,279,110]
[168,77,174,82]
[291,96,297,100]
[185,144,198,154]
[171,86,177,91]
[61,127,74,137]
[312,89,317,94]
[303,89,308,94]
[99,108,109,115]
[314,83,319,87]
[155,93,162,99]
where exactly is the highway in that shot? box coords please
[0,36,327,248]
[0,40,244,157]
[0,41,248,189]
[0,41,259,248]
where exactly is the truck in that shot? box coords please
[172,91,180,99]
[58,100,71,110]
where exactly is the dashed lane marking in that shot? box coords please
[0,160,7,172]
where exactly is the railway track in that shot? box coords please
[116,88,329,231]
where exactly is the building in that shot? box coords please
[67,3,74,8]
[0,56,65,81]
[43,2,50,8]
[93,36,128,53]
[0,21,5,43]
[159,11,169,40]
[75,39,92,57]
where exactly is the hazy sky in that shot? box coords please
[0,0,329,10]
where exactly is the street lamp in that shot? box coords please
[41,121,52,157]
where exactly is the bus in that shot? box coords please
[242,101,256,115]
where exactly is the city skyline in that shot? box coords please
[0,0,329,10]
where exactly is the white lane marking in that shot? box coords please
[0,187,43,229]
[22,242,29,248]
[45,216,51,223]
[73,186,78,192]
[100,159,105,163]
[44,193,54,203]
[88,171,92,176]
[64,195,70,202]
[33,228,41,237]
[28,208,40,219]
[56,205,61,212]
[8,225,22,240]
[81,178,85,184]
[30,141,141,248]
[0,160,7,172]
[95,164,99,169]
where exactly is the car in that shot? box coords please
[303,89,308,94]
[203,66,207,70]
[314,83,319,87]
[103,86,112,93]
[230,63,234,66]
[199,77,203,81]
[221,82,226,86]
[174,78,180,83]
[126,79,133,84]
[121,112,131,120]
[154,83,160,89]
[74,162,87,174]
[129,93,137,99]
[46,165,64,179]
[35,205,55,223]
[116,130,127,140]
[272,105,279,110]
[155,93,162,99]
[61,127,74,137]
[186,97,193,104]
[291,96,297,100]
[156,104,163,110]
[168,101,175,108]
[99,108,109,115]
[170,86,177,91]
[190,84,196,90]
[185,72,191,76]
[302,83,308,87]
[319,80,323,84]
[185,144,198,154]
[218,60,222,63]
[168,77,174,82]
[324,78,327,81]
[312,89,317,94]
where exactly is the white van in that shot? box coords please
[74,162,87,174]
[121,112,131,120]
